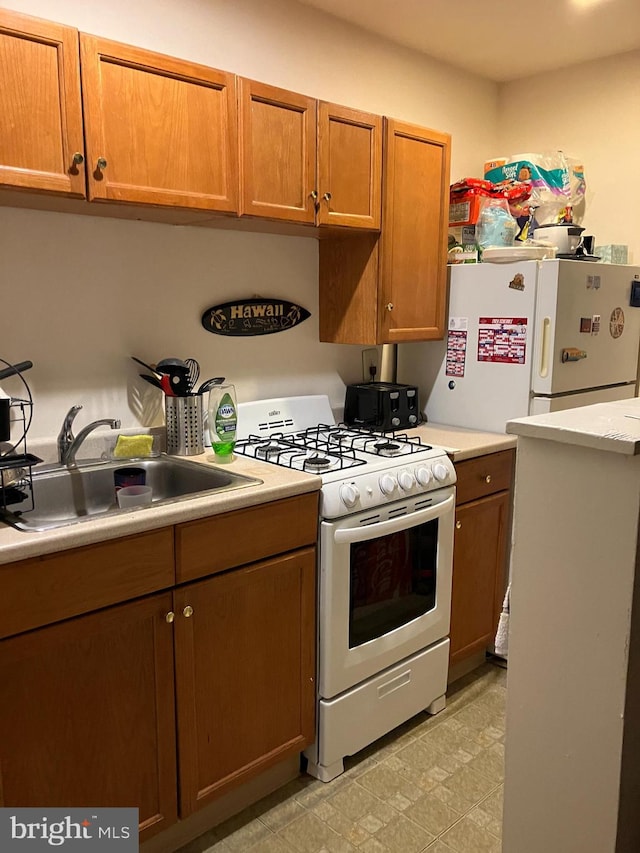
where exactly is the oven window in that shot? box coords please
[349,519,438,648]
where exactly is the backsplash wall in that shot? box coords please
[0,207,361,440]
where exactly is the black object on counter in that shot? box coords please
[344,382,421,431]
[0,398,9,442]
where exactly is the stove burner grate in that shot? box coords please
[234,432,366,471]
[233,424,434,471]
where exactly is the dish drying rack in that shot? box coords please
[0,358,42,514]
[0,398,41,513]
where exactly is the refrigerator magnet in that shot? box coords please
[561,348,588,363]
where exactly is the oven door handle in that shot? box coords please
[333,494,455,544]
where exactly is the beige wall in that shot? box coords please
[497,50,640,262]
[2,0,498,440]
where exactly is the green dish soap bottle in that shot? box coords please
[208,383,237,462]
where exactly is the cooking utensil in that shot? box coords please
[166,372,190,395]
[185,358,200,392]
[155,361,191,395]
[160,374,178,397]
[139,373,163,391]
[197,377,225,394]
[157,357,188,370]
[131,356,161,377]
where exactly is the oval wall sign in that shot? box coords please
[201,298,311,336]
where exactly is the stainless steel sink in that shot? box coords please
[0,456,263,532]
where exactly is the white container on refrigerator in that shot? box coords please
[424,259,640,434]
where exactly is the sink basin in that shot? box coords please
[0,456,263,532]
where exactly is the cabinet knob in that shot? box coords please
[455,520,462,529]
[386,303,394,312]
[165,611,175,623]
[323,191,332,201]
[485,474,492,484]
[96,157,108,170]
[310,190,318,200]
[72,152,84,165]
[183,605,194,618]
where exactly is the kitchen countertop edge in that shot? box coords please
[0,452,321,566]
[0,423,516,565]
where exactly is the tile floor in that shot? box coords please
[178,660,506,853]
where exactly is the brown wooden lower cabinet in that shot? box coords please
[0,592,177,841]
[449,450,514,668]
[174,548,316,816]
[0,498,318,842]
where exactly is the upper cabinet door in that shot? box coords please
[80,35,238,212]
[379,119,451,342]
[238,79,317,223]
[0,9,85,196]
[317,103,382,230]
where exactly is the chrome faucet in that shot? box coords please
[57,405,121,466]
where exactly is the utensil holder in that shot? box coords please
[165,395,204,456]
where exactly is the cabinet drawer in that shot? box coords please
[0,528,175,640]
[454,450,514,505]
[176,492,319,583]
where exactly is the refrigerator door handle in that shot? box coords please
[539,317,551,378]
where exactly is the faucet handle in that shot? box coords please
[61,405,82,433]
[57,405,83,456]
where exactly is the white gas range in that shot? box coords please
[235,395,456,782]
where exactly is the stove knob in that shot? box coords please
[340,483,360,508]
[415,466,432,487]
[391,417,401,428]
[433,462,450,483]
[398,471,414,491]
[408,414,418,425]
[379,473,398,496]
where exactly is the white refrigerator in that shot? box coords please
[424,259,640,434]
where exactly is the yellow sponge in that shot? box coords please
[113,434,154,458]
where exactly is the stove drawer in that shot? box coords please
[176,492,319,582]
[454,449,514,505]
[315,638,449,769]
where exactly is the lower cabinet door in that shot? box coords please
[449,492,509,667]
[0,592,177,842]
[174,548,316,816]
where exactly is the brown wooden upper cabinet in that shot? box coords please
[319,119,451,344]
[79,35,238,213]
[239,79,382,229]
[0,9,86,197]
[379,119,451,342]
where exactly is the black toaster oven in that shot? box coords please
[344,382,420,432]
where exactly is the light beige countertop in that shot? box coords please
[0,451,321,566]
[507,397,640,455]
[407,422,517,461]
[0,424,516,565]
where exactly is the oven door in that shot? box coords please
[318,487,455,699]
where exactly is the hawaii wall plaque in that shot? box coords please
[201,298,311,336]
